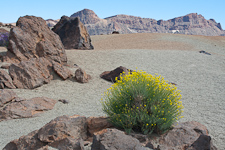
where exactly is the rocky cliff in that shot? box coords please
[61,9,225,36]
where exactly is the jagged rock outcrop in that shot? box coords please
[67,9,225,36]
[4,15,67,64]
[52,16,94,50]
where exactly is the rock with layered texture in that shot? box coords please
[38,115,87,143]
[0,97,57,121]
[145,121,216,150]
[8,57,53,89]
[100,66,132,82]
[0,70,16,89]
[0,89,17,107]
[52,61,73,80]
[91,128,143,150]
[4,15,67,64]
[52,16,94,50]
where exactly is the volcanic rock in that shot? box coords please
[52,61,73,80]
[0,70,16,89]
[5,15,67,64]
[91,128,143,150]
[0,97,57,121]
[86,116,113,136]
[3,115,216,150]
[75,68,91,83]
[145,121,216,150]
[0,89,17,107]
[38,115,87,149]
[8,58,53,89]
[100,66,132,82]
[3,130,47,150]
[52,16,94,50]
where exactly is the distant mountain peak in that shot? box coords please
[70,8,100,24]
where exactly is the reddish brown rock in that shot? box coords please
[5,15,67,64]
[52,61,73,80]
[145,121,215,150]
[100,66,132,82]
[0,89,17,107]
[75,68,91,83]
[87,116,113,136]
[38,115,87,143]
[49,137,84,150]
[8,58,53,89]
[52,16,94,50]
[91,128,143,150]
[0,70,16,89]
[0,97,57,121]
[3,130,47,150]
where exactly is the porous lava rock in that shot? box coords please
[52,16,94,50]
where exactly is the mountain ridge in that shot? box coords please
[68,9,224,36]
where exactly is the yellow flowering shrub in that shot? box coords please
[101,70,183,134]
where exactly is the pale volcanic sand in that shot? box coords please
[0,33,225,149]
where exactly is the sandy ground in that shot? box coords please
[0,33,225,149]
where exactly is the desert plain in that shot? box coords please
[0,33,225,149]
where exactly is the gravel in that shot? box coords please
[0,33,224,149]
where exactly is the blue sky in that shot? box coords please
[1,0,224,29]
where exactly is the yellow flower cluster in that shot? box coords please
[101,69,184,134]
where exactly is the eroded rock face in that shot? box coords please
[5,15,67,64]
[71,9,225,36]
[52,16,94,50]
[0,70,16,89]
[0,97,57,121]
[8,58,53,89]
[100,66,132,82]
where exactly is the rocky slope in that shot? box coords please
[69,9,225,36]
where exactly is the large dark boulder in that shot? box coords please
[52,16,94,50]
[4,15,67,64]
